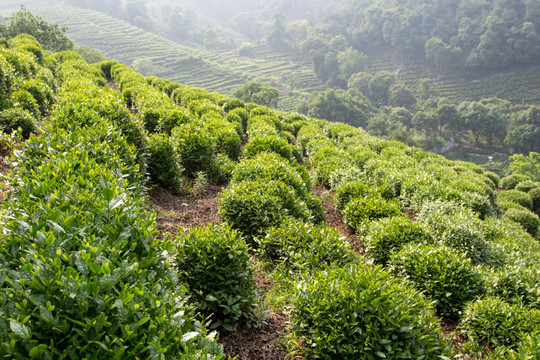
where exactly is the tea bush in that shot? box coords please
[461,297,540,349]
[231,153,310,197]
[500,174,531,190]
[174,225,259,331]
[529,187,540,215]
[290,263,452,359]
[487,333,540,360]
[498,190,533,210]
[257,219,356,273]
[9,89,40,118]
[218,179,311,241]
[334,181,371,210]
[244,135,294,162]
[488,266,540,309]
[0,107,37,139]
[343,196,402,232]
[515,180,540,193]
[0,57,224,358]
[364,216,432,265]
[147,133,183,193]
[390,244,485,318]
[418,202,495,265]
[206,119,242,160]
[172,123,215,178]
[503,207,540,237]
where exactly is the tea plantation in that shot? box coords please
[1,34,540,359]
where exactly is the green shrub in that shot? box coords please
[498,190,533,210]
[335,181,370,210]
[500,174,531,190]
[290,263,452,359]
[174,224,259,331]
[529,187,540,215]
[98,60,117,78]
[21,79,54,114]
[487,333,540,360]
[418,202,496,265]
[9,89,40,118]
[244,135,294,162]
[390,244,485,318]
[343,196,402,232]
[483,171,500,189]
[296,124,326,155]
[503,207,540,237]
[515,180,539,193]
[228,107,249,132]
[206,119,242,160]
[461,297,540,349]
[488,266,540,309]
[222,98,245,113]
[365,216,432,265]
[157,108,188,135]
[257,219,356,273]
[147,134,183,193]
[218,179,311,241]
[0,108,37,139]
[232,153,310,197]
[172,123,215,178]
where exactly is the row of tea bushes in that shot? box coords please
[213,112,454,359]
[0,51,225,358]
[298,120,540,357]
[496,174,540,238]
[0,34,55,149]
[110,64,242,187]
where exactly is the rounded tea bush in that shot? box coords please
[343,196,401,232]
[390,243,485,318]
[515,180,539,193]
[244,135,294,162]
[257,219,356,272]
[461,297,540,349]
[529,187,540,215]
[503,207,540,238]
[172,123,215,178]
[218,179,310,241]
[500,174,531,190]
[335,181,371,211]
[147,134,183,193]
[488,265,540,309]
[497,190,533,210]
[364,216,432,265]
[174,224,259,331]
[0,108,37,139]
[290,263,452,359]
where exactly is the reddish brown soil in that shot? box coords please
[312,185,365,255]
[148,184,223,238]
[0,155,14,202]
[221,310,289,360]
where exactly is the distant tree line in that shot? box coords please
[269,0,540,84]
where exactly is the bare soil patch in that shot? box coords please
[148,184,223,238]
[221,310,289,360]
[312,185,364,255]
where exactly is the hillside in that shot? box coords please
[25,5,325,111]
[2,23,540,359]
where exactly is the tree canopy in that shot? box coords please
[233,81,279,108]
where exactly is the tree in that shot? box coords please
[508,152,540,181]
[436,100,461,139]
[286,19,310,49]
[0,5,73,51]
[348,72,373,97]
[505,106,540,153]
[458,101,491,145]
[369,71,396,106]
[336,47,368,81]
[425,37,462,70]
[233,81,279,108]
[203,29,221,50]
[297,88,375,128]
[388,83,416,108]
[266,13,287,46]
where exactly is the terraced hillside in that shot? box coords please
[29,5,324,111]
[370,57,540,106]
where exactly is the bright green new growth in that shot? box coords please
[290,263,452,360]
[174,225,260,331]
[390,243,485,318]
[257,219,357,273]
[498,190,533,210]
